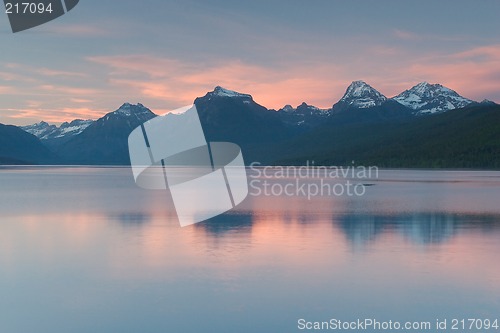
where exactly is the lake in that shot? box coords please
[0,167,499,333]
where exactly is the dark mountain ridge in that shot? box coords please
[55,103,156,165]
[6,82,499,167]
[0,124,57,164]
[273,103,500,168]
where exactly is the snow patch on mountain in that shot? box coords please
[339,80,387,108]
[21,121,56,139]
[393,82,474,115]
[113,103,152,116]
[56,120,94,138]
[208,86,253,99]
[22,119,93,140]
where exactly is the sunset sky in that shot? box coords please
[1,0,500,125]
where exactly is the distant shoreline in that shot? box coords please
[1,164,499,172]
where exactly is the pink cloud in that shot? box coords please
[7,107,105,123]
[87,55,350,109]
[69,98,93,104]
[39,84,102,97]
[3,41,500,125]
[0,86,15,94]
[400,45,500,101]
[393,29,469,42]
[0,70,38,84]
[453,45,500,59]
[393,29,421,41]
[37,68,88,78]
[39,24,111,37]
[85,48,500,112]
[326,44,500,103]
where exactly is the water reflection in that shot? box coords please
[195,213,254,236]
[103,209,500,251]
[336,212,500,248]
[399,213,456,245]
[338,214,387,248]
[111,212,151,226]
[2,168,500,333]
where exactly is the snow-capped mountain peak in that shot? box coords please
[22,119,93,140]
[208,86,253,99]
[393,82,474,115]
[339,80,387,108]
[56,120,94,138]
[113,103,151,117]
[21,121,56,139]
[101,103,156,126]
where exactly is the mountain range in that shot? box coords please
[1,81,498,167]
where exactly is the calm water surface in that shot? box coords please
[0,167,499,333]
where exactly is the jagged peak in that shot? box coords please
[480,99,497,105]
[117,102,144,109]
[394,82,474,114]
[415,81,430,87]
[61,119,94,127]
[112,103,152,116]
[209,86,252,99]
[402,82,456,96]
[279,102,324,113]
[20,121,54,130]
[339,80,387,108]
[351,80,370,86]
[348,80,372,87]
[296,102,321,110]
[281,104,295,112]
[344,81,385,96]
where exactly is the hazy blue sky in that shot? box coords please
[1,0,500,124]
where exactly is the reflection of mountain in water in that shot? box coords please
[111,212,151,226]
[106,209,499,251]
[337,212,500,248]
[192,213,255,253]
[400,213,456,245]
[338,215,388,248]
[195,213,253,237]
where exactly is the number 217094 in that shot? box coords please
[5,2,54,14]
